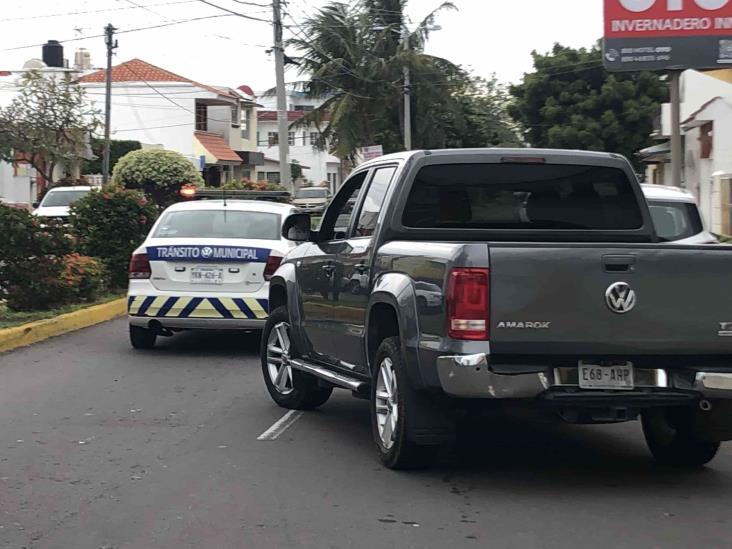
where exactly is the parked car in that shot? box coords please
[642,184,718,244]
[127,198,298,349]
[33,186,92,219]
[263,148,732,470]
[292,187,331,213]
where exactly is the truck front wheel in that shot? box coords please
[642,407,720,467]
[261,306,332,410]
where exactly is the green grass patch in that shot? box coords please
[0,291,126,329]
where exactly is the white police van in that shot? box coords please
[127,195,298,349]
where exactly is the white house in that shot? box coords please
[640,69,732,234]
[78,59,262,186]
[255,90,342,192]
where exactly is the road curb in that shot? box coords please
[0,298,127,354]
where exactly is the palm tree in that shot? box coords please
[287,0,456,161]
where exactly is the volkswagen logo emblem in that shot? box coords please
[201,246,213,258]
[605,282,637,314]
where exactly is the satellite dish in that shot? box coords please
[22,59,47,70]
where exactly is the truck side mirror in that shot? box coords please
[282,213,312,242]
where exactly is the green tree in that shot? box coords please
[509,43,667,164]
[0,71,100,186]
[111,148,204,208]
[285,0,520,160]
[82,138,142,174]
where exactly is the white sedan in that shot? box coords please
[641,184,718,244]
[127,199,298,349]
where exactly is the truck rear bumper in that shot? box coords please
[436,353,732,401]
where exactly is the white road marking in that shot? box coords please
[257,410,304,441]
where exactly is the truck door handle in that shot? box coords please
[602,255,635,273]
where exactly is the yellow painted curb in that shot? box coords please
[0,298,127,354]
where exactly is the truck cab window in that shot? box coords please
[355,166,396,237]
[319,171,367,241]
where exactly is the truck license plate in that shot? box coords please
[578,361,634,390]
[191,266,223,285]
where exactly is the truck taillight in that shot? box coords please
[447,268,490,340]
[263,252,283,281]
[129,253,151,279]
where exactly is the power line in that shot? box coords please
[195,0,274,23]
[228,0,272,7]
[1,14,235,51]
[0,0,197,23]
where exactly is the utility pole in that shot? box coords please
[102,24,117,186]
[670,71,683,188]
[402,26,412,151]
[272,0,291,192]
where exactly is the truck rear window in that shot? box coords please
[402,164,643,230]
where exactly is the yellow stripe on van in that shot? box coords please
[244,298,267,319]
[190,299,224,319]
[219,297,249,319]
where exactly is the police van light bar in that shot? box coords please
[180,187,291,200]
[180,185,197,199]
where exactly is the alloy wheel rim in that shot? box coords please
[375,357,398,450]
[267,322,294,395]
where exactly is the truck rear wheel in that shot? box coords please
[261,307,332,410]
[642,408,720,467]
[371,337,437,469]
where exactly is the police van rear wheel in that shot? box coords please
[261,306,332,410]
[129,325,156,349]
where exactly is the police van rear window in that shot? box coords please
[154,210,281,240]
[402,163,643,231]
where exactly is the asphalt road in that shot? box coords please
[2,320,732,549]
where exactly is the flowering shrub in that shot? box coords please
[0,204,76,311]
[69,187,158,287]
[61,253,109,302]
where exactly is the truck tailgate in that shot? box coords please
[489,245,732,356]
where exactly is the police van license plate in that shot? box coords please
[191,266,223,285]
[578,361,634,390]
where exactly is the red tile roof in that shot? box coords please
[258,110,307,122]
[77,58,238,99]
[194,131,242,164]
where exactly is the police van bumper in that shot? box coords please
[127,281,269,331]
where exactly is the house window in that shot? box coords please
[195,103,208,132]
[310,132,324,148]
[288,131,295,146]
[241,107,252,139]
[294,105,314,112]
[268,132,278,146]
[327,172,338,188]
[700,122,713,160]
[265,172,281,183]
[230,106,240,126]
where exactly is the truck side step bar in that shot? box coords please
[288,358,367,392]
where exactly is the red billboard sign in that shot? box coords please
[604,0,732,70]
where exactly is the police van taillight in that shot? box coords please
[129,253,152,279]
[447,268,490,340]
[263,252,283,281]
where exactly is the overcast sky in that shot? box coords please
[0,0,603,93]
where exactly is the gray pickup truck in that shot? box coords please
[262,148,732,469]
